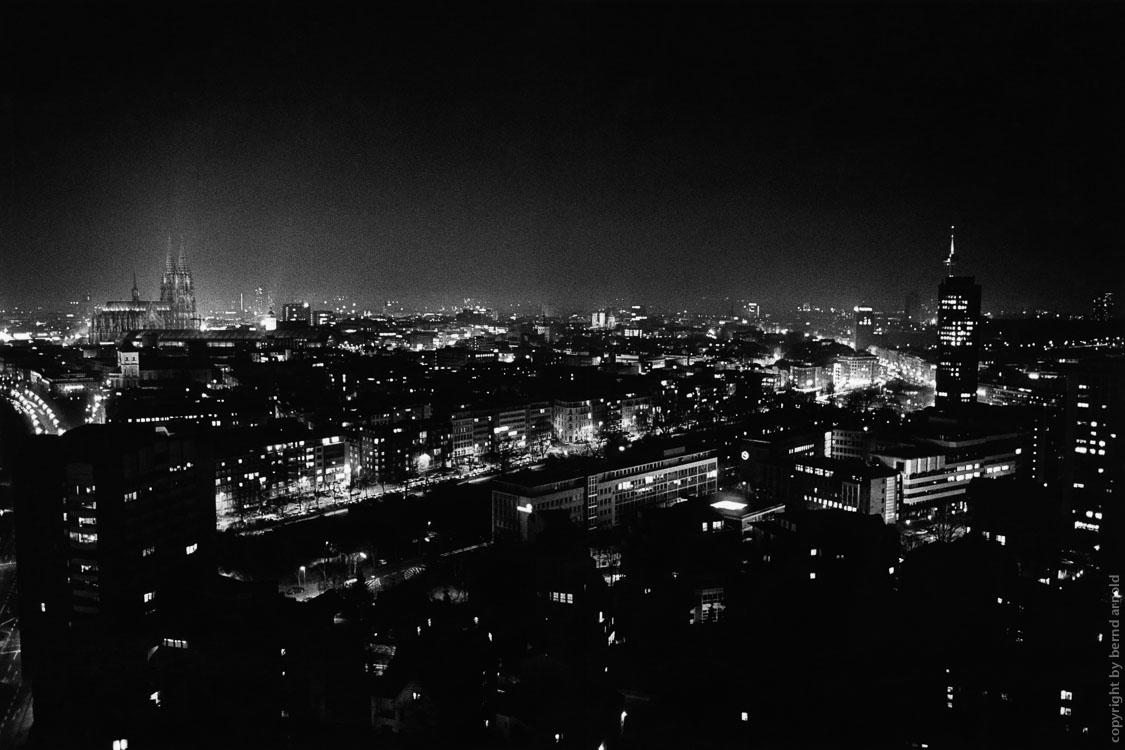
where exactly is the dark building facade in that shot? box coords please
[1060,357,1124,558]
[89,239,199,344]
[1091,291,1116,322]
[282,302,311,325]
[15,425,217,749]
[853,305,874,352]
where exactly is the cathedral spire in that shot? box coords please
[165,235,174,273]
[944,225,958,275]
[177,234,188,271]
[132,272,139,302]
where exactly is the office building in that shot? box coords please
[853,305,874,352]
[935,232,982,410]
[1060,357,1123,554]
[492,444,718,539]
[789,456,900,523]
[871,426,1020,518]
[281,302,311,325]
[904,291,920,322]
[15,425,216,749]
[738,421,828,504]
[590,309,616,329]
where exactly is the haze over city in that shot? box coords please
[5,1,1121,314]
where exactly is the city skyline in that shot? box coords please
[1,3,1122,746]
[4,2,1122,314]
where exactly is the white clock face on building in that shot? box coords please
[740,450,750,461]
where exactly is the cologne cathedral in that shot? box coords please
[89,237,199,343]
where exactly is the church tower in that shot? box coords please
[160,235,198,330]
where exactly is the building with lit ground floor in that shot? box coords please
[492,443,718,540]
[212,422,349,525]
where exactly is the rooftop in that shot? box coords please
[497,438,716,490]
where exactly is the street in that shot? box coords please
[0,524,31,749]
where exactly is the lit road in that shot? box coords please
[0,377,63,436]
[230,463,516,536]
[283,557,426,602]
[0,524,31,749]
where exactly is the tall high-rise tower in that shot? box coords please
[935,228,982,411]
[853,305,874,352]
[159,235,198,329]
[15,425,216,747]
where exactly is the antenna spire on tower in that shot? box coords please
[944,225,958,275]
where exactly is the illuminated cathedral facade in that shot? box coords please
[89,238,199,343]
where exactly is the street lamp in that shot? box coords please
[298,565,306,585]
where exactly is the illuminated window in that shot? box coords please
[185,543,198,555]
[809,572,816,580]
[144,591,156,603]
[113,741,129,750]
[143,546,155,557]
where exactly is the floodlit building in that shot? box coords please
[89,238,199,344]
[552,397,603,444]
[832,353,878,390]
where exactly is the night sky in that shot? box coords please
[3,1,1122,314]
